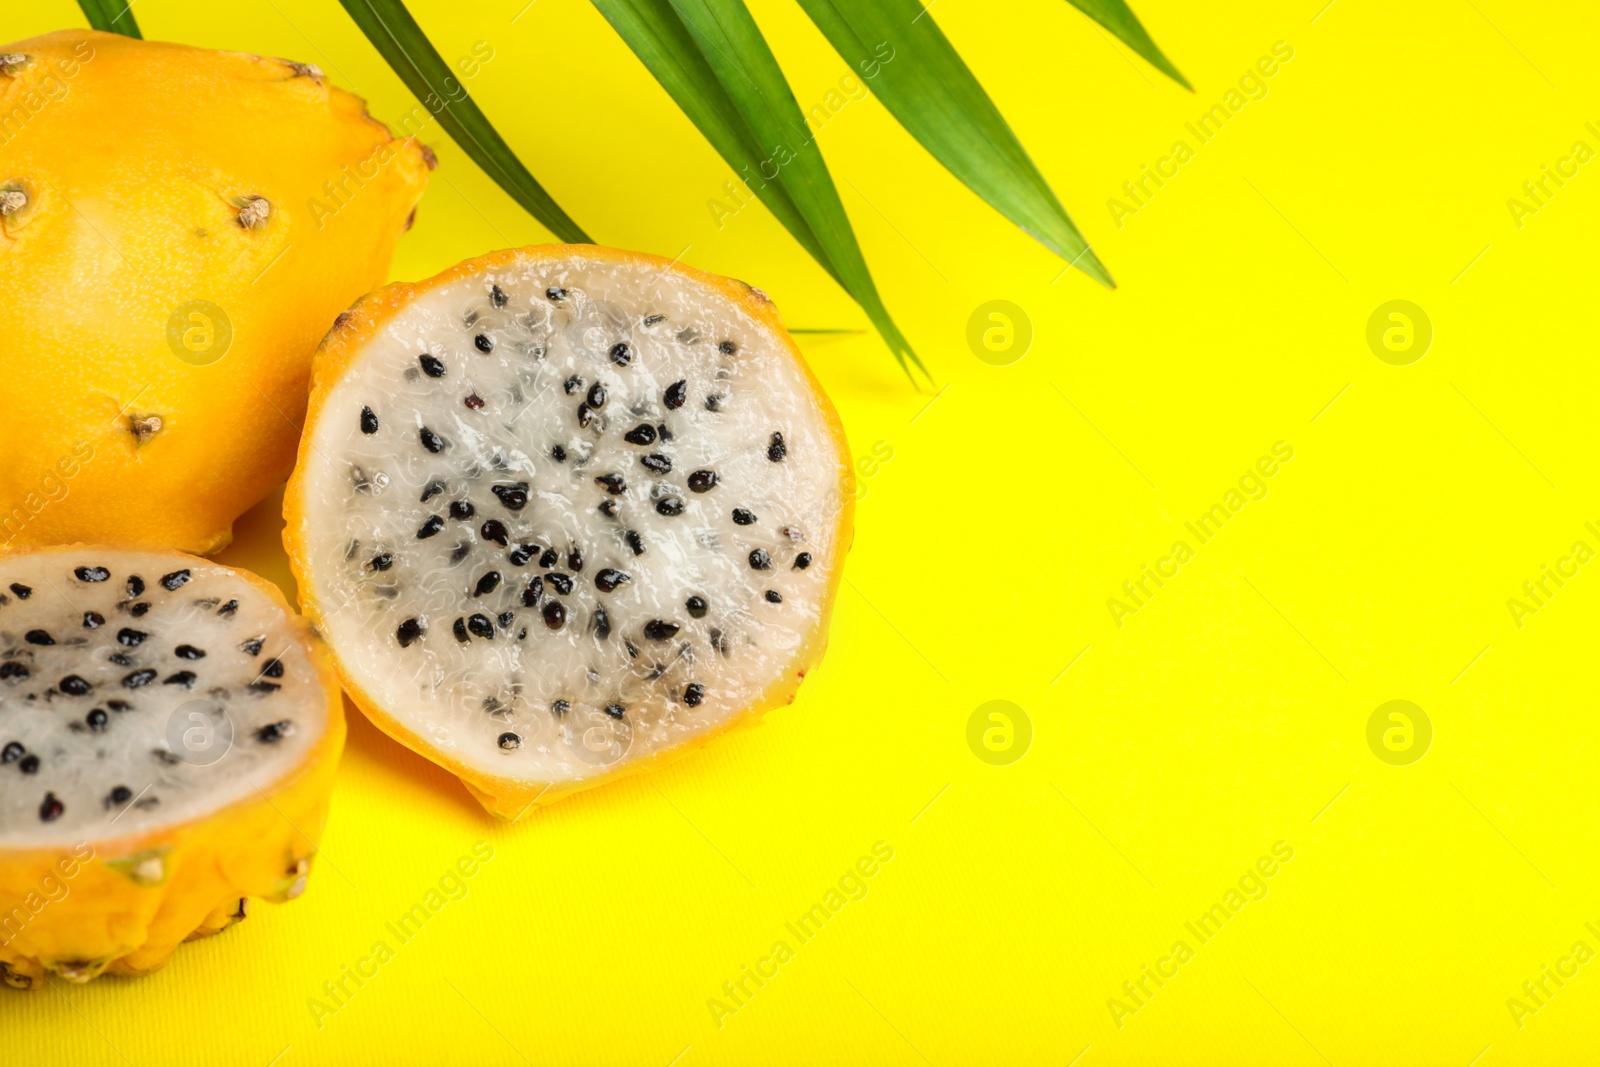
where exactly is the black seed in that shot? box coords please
[498,732,521,751]
[0,662,30,680]
[262,658,285,678]
[453,618,470,643]
[240,637,264,656]
[595,569,630,593]
[468,613,495,640]
[546,287,566,301]
[86,708,108,732]
[60,675,91,696]
[686,596,708,618]
[767,432,787,462]
[474,571,502,597]
[749,549,772,570]
[624,423,657,445]
[732,508,756,526]
[565,544,585,572]
[522,576,544,606]
[417,515,444,539]
[8,583,31,599]
[83,611,104,629]
[592,606,611,639]
[626,530,646,555]
[642,454,672,474]
[108,699,130,712]
[257,721,293,743]
[687,470,717,493]
[450,500,475,520]
[546,572,574,595]
[538,547,559,569]
[491,483,529,510]
[129,602,150,617]
[448,543,470,565]
[160,569,190,591]
[421,480,445,502]
[76,566,110,583]
[249,681,281,694]
[419,426,444,453]
[19,754,40,774]
[794,552,813,570]
[709,628,729,655]
[24,629,53,646]
[474,333,495,353]
[126,575,145,597]
[718,341,737,355]
[218,599,238,617]
[464,393,485,410]
[551,699,570,715]
[108,785,132,806]
[576,403,593,428]
[643,619,680,641]
[490,284,507,308]
[175,644,206,660]
[705,395,723,412]
[664,380,688,409]
[163,671,196,688]
[604,703,626,720]
[564,375,584,395]
[656,496,685,517]
[551,445,567,462]
[39,793,63,822]
[599,499,619,517]
[360,406,379,434]
[110,653,133,667]
[480,520,509,547]
[684,683,705,707]
[587,383,607,408]
[420,353,447,377]
[542,601,566,630]
[596,473,625,495]
[1,742,22,763]
[369,552,395,572]
[626,639,640,659]
[610,342,632,365]
[645,314,666,326]
[508,544,535,567]
[765,590,783,603]
[397,618,423,647]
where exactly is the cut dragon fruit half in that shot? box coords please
[286,246,852,816]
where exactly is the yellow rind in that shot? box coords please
[0,546,346,988]
[0,30,430,555]
[283,246,853,819]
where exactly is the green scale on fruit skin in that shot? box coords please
[298,252,846,792]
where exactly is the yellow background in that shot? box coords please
[6,0,1600,1062]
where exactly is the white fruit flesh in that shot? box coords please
[0,550,330,849]
[296,252,846,793]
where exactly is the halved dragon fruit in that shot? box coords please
[285,246,852,816]
[0,546,344,987]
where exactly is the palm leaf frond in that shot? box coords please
[1066,0,1189,88]
[75,0,141,38]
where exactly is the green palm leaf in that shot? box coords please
[797,0,1113,287]
[593,0,923,378]
[1066,0,1189,89]
[338,0,591,244]
[74,0,141,37]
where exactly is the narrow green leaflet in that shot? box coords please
[593,0,923,377]
[798,0,1113,288]
[75,0,141,38]
[1066,0,1190,89]
[338,0,591,244]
